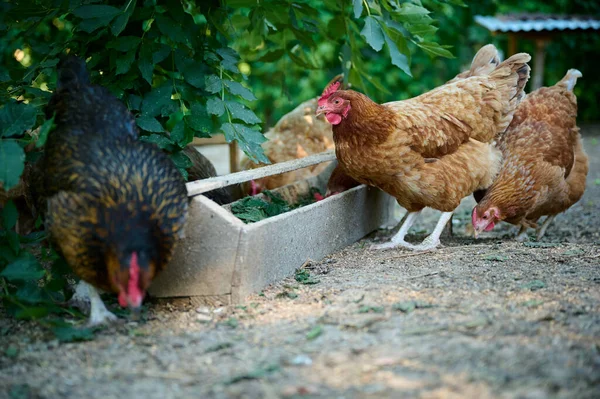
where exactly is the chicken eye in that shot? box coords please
[483,215,488,219]
[334,99,340,104]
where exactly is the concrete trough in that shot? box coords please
[149,151,395,304]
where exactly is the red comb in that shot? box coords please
[318,81,341,106]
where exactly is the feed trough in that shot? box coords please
[149,151,395,304]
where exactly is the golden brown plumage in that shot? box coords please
[317,50,531,250]
[447,44,501,83]
[35,56,188,324]
[472,69,588,241]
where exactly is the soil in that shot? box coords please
[1,126,599,399]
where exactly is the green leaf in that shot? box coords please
[138,45,153,85]
[417,42,454,59]
[256,50,285,63]
[183,64,205,89]
[352,0,363,18]
[523,242,561,248]
[73,5,121,19]
[143,18,154,32]
[2,200,18,230]
[107,36,141,52]
[382,27,411,76]
[110,0,136,36]
[141,85,173,117]
[395,3,431,23]
[185,103,212,135]
[78,15,115,33]
[221,123,268,164]
[521,280,546,291]
[217,48,240,73]
[5,230,20,255]
[115,50,136,75]
[153,44,171,64]
[36,115,55,148]
[52,326,96,342]
[170,120,193,147]
[360,16,385,52]
[223,80,256,101]
[139,134,173,149]
[14,282,52,305]
[358,305,385,314]
[111,13,130,36]
[206,97,225,116]
[136,116,163,132]
[15,306,50,320]
[0,102,37,137]
[155,14,188,44]
[0,140,25,190]
[406,23,438,38]
[306,325,323,340]
[0,252,45,282]
[225,101,261,124]
[205,75,222,94]
[170,151,193,170]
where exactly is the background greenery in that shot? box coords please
[0,0,598,338]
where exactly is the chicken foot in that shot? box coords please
[515,225,529,242]
[536,215,556,240]
[70,280,118,326]
[370,211,421,250]
[370,211,453,251]
[410,211,454,251]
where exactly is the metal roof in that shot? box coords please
[475,14,600,33]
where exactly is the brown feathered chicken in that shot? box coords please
[472,69,588,241]
[317,45,503,204]
[317,52,531,251]
[34,56,188,325]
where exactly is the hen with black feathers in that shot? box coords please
[36,56,188,325]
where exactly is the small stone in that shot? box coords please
[195,307,210,315]
[290,354,313,366]
[213,307,225,314]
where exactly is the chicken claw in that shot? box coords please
[71,281,118,326]
[370,211,450,252]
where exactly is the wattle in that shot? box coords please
[325,113,342,125]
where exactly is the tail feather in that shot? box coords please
[486,52,531,138]
[448,44,500,83]
[56,55,90,89]
[489,53,531,102]
[469,44,501,76]
[557,69,582,92]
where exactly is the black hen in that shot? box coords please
[35,56,188,325]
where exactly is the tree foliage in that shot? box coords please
[0,0,455,336]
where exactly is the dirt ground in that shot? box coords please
[1,126,599,399]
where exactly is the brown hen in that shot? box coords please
[472,69,588,241]
[317,50,531,251]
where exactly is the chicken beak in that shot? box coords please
[474,229,480,239]
[316,105,325,116]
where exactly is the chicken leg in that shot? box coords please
[370,211,421,250]
[71,280,117,326]
[536,215,556,240]
[515,225,529,242]
[371,211,453,251]
[410,211,454,251]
